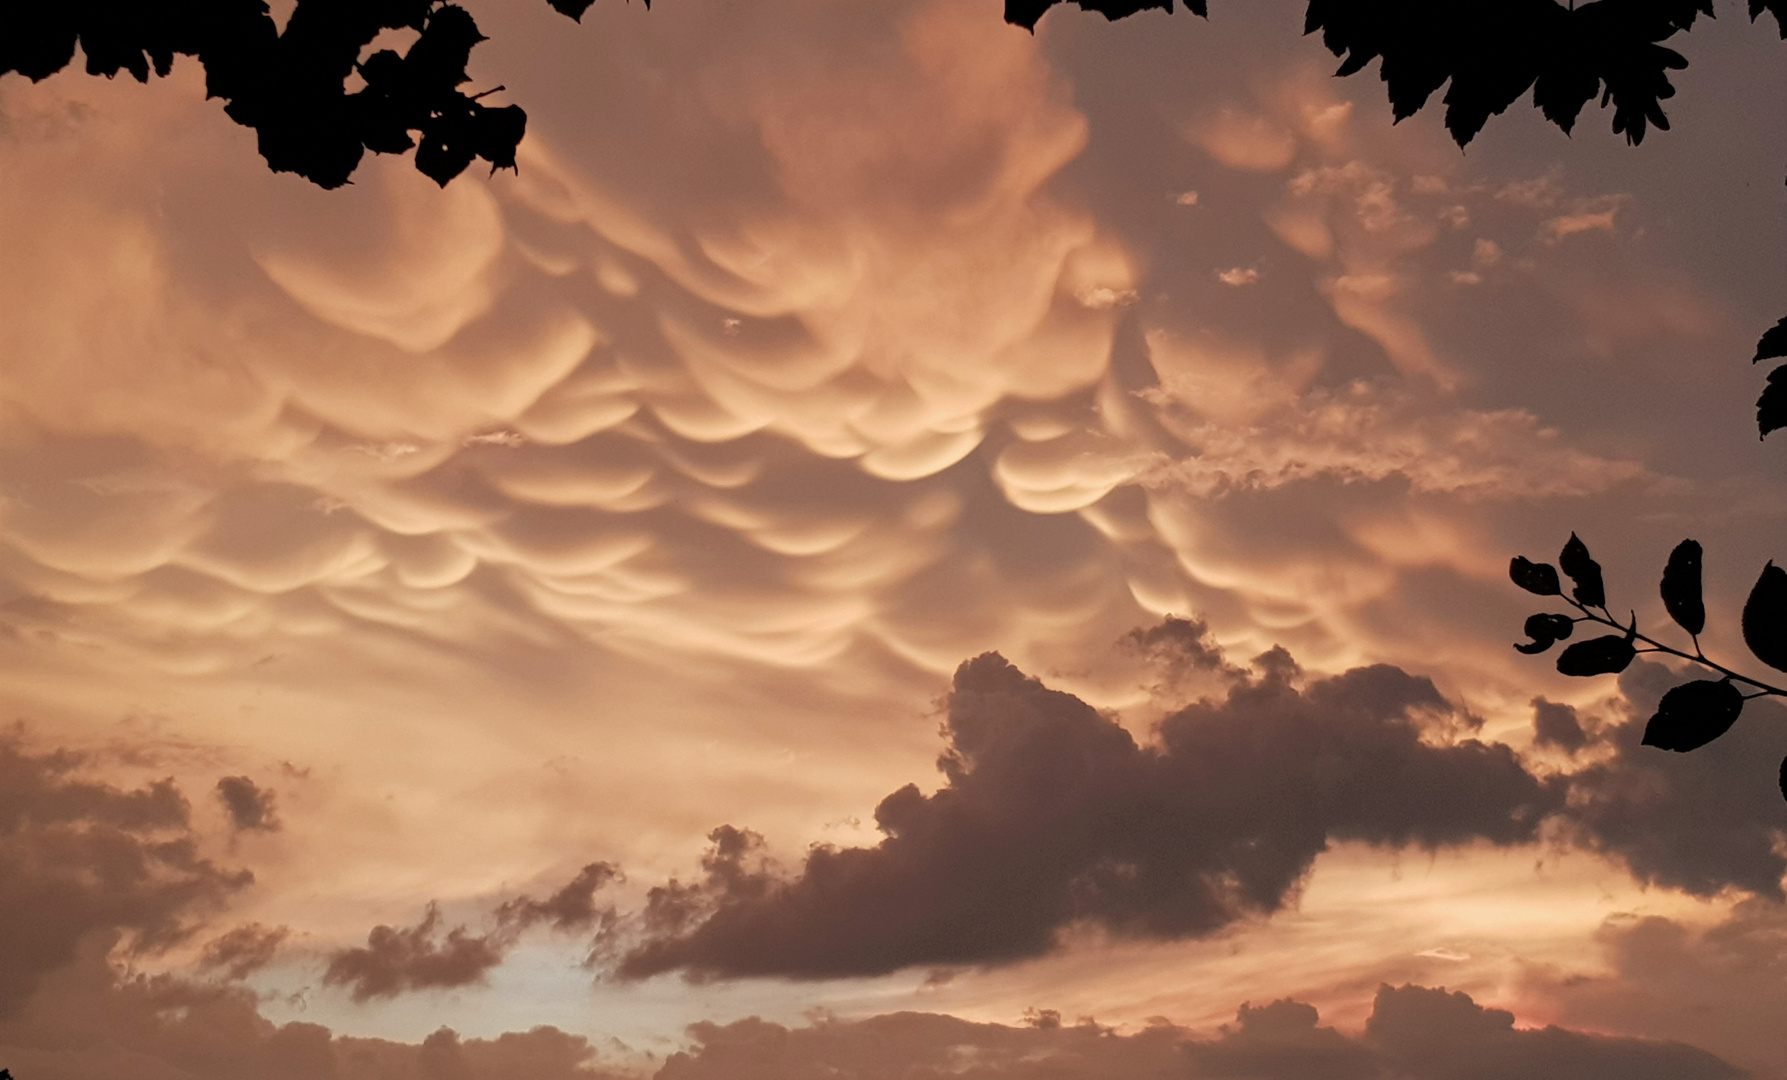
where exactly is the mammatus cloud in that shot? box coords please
[214,774,280,832]
[650,984,1735,1080]
[0,737,250,1017]
[617,647,1557,980]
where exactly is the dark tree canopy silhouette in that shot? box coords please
[1010,0,1787,436]
[0,0,622,188]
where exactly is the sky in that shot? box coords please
[1,0,1786,1077]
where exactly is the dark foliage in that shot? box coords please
[1560,532,1606,609]
[1515,612,1576,654]
[1515,535,1787,801]
[1742,561,1787,673]
[1556,631,1636,676]
[1642,678,1744,752]
[0,0,623,189]
[1660,539,1705,637]
[1510,556,1563,597]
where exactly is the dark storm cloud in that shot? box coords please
[1561,661,1787,899]
[496,861,620,933]
[649,985,1737,1080]
[197,922,290,982]
[1531,697,1590,755]
[1120,614,1242,678]
[324,862,619,1000]
[618,649,1559,980]
[0,737,251,1017]
[214,774,280,832]
[322,903,507,1002]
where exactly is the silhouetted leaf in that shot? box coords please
[1754,0,1787,38]
[1510,556,1562,597]
[1556,634,1636,677]
[1742,562,1787,672]
[1004,0,1195,32]
[1514,613,1575,654]
[0,0,584,188]
[547,0,599,19]
[1757,365,1787,439]
[1641,678,1744,752]
[1779,753,1787,804]
[1659,538,1705,636]
[1559,533,1605,608]
[1756,316,1787,363]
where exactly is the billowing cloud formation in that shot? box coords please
[496,860,621,934]
[0,737,250,1016]
[1563,662,1787,900]
[323,902,509,1002]
[1183,984,1737,1080]
[325,860,620,1000]
[215,774,280,832]
[197,921,289,982]
[0,935,620,1080]
[618,649,1557,980]
[1532,900,1787,1079]
[652,985,1735,1080]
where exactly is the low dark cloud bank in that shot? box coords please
[215,774,281,833]
[654,984,1737,1080]
[0,737,251,1017]
[618,631,1787,983]
[1559,662,1787,899]
[620,644,1558,980]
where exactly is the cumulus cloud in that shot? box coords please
[496,861,621,934]
[214,774,280,832]
[1531,900,1787,1079]
[1560,662,1787,900]
[616,648,1557,980]
[0,736,250,1017]
[196,922,289,982]
[649,985,1735,1080]
[324,861,621,1001]
[1184,984,1737,1080]
[323,903,509,1002]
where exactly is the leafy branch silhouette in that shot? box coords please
[1007,0,1787,437]
[1512,534,1787,800]
[0,0,624,188]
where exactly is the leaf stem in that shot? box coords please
[1563,596,1787,697]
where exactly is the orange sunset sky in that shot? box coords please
[2,1,1786,1077]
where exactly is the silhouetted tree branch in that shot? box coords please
[1512,534,1787,801]
[0,0,628,188]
